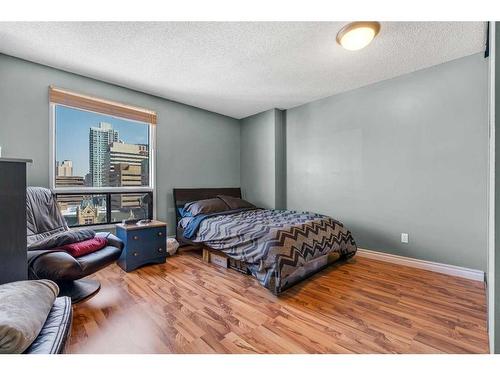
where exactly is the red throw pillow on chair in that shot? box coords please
[60,237,108,258]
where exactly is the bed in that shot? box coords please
[173,188,357,294]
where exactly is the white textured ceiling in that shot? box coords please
[0,22,487,119]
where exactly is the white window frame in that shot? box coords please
[49,102,157,220]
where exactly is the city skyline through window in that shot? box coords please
[55,105,150,188]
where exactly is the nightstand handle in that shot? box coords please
[133,252,139,257]
[133,235,139,240]
[158,247,163,253]
[158,232,163,236]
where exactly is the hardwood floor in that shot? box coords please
[68,248,489,353]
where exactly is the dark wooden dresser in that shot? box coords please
[0,157,32,284]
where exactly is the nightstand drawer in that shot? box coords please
[128,227,165,242]
[128,237,165,253]
[127,245,166,261]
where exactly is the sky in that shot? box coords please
[55,105,150,177]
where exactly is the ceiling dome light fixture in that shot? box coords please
[336,21,381,51]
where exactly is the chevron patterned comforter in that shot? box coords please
[182,209,357,294]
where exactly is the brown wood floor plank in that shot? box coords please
[68,250,489,353]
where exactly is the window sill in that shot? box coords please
[82,223,117,232]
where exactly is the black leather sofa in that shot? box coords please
[23,296,73,354]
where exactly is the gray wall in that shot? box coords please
[0,53,240,233]
[240,108,286,209]
[274,109,287,210]
[287,53,489,271]
[240,109,276,208]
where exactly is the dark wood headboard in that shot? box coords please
[173,187,241,227]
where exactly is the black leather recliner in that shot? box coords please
[26,187,123,303]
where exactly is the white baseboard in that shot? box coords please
[356,248,485,282]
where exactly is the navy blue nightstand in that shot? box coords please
[116,220,167,272]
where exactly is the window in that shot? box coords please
[49,87,156,227]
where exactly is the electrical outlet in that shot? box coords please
[401,233,409,244]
